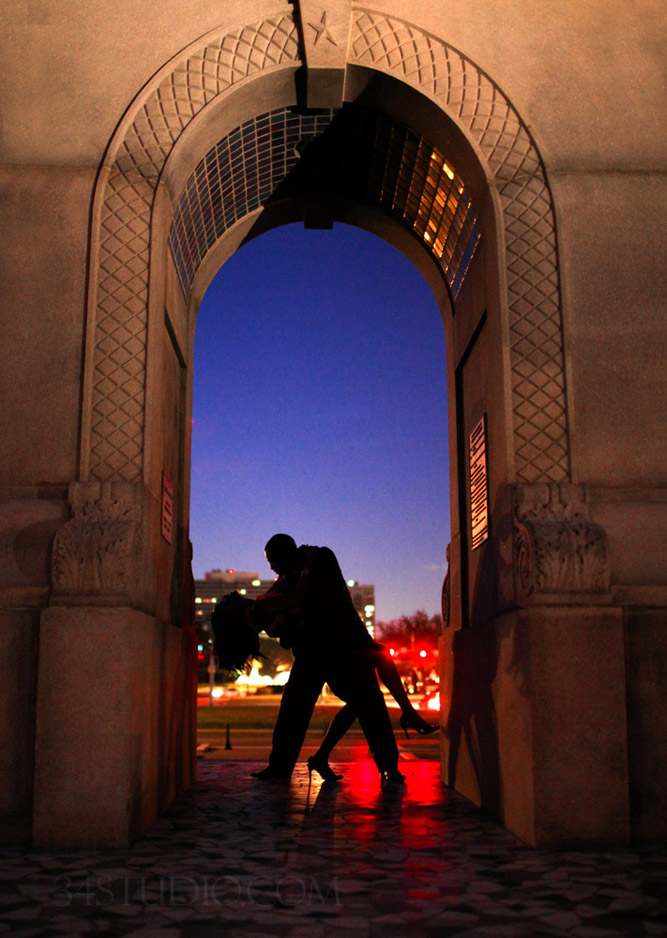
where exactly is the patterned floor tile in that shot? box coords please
[0,762,665,938]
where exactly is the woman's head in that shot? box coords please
[211,592,260,675]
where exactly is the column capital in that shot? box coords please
[510,483,612,606]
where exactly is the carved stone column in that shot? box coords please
[31,480,196,847]
[441,481,632,846]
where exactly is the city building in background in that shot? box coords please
[195,570,376,666]
[345,580,376,637]
[194,570,275,673]
[195,568,275,626]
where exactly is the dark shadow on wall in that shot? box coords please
[445,535,502,819]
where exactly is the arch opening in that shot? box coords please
[190,221,451,624]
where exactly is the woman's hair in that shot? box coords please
[211,592,261,675]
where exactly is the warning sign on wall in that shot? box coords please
[161,471,174,545]
[469,415,489,550]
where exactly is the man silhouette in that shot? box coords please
[250,533,403,783]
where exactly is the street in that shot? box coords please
[196,694,442,763]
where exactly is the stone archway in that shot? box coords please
[82,7,568,488]
[34,3,630,850]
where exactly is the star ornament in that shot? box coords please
[309,11,338,47]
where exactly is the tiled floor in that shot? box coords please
[1,761,665,937]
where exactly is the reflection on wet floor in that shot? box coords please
[1,761,665,937]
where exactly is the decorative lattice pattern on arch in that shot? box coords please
[88,8,569,485]
[168,109,336,291]
[350,10,568,482]
[89,16,299,481]
[168,104,480,299]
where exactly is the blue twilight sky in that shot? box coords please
[189,222,450,623]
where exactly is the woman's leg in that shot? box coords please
[375,648,413,714]
[375,645,439,733]
[313,703,357,761]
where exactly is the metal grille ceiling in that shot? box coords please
[168,104,480,299]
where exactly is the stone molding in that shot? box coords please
[512,483,611,604]
[51,482,144,606]
[86,4,569,485]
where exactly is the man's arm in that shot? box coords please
[249,590,304,629]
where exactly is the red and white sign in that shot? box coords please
[161,472,174,544]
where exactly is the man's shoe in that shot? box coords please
[380,768,406,786]
[250,766,291,780]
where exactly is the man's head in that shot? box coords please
[264,533,298,575]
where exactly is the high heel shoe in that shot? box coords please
[399,713,439,738]
[307,754,343,783]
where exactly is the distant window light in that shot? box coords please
[252,579,261,587]
[195,597,202,604]
[347,579,356,587]
[364,605,375,613]
[239,589,247,595]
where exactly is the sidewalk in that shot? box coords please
[1,760,665,938]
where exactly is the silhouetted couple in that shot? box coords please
[212,533,437,785]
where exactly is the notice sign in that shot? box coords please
[469,415,489,550]
[161,471,174,544]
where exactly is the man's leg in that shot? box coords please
[329,658,400,775]
[262,655,324,776]
[356,692,399,774]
